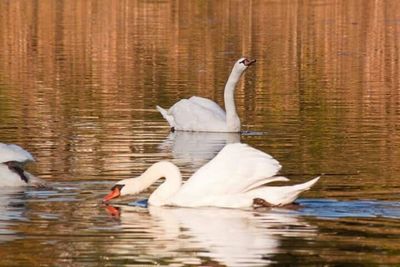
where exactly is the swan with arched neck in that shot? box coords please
[157,58,256,132]
[103,143,320,208]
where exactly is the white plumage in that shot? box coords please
[104,143,320,208]
[157,57,256,132]
[0,143,34,163]
[0,143,46,187]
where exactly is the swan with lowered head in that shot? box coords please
[0,143,46,187]
[156,58,256,132]
[103,143,320,208]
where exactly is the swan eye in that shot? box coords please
[110,184,125,191]
[239,59,246,64]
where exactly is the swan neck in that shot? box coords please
[141,161,182,206]
[224,68,244,131]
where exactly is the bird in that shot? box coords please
[156,57,256,132]
[0,143,46,187]
[103,143,320,208]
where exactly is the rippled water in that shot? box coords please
[1,0,400,266]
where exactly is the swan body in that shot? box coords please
[103,143,320,208]
[0,143,46,187]
[157,58,256,132]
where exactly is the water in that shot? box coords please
[0,0,400,266]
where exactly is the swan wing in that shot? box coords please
[0,143,35,163]
[169,99,226,131]
[188,96,226,119]
[173,143,282,202]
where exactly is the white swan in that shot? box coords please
[156,57,256,132]
[0,143,46,187]
[103,143,320,208]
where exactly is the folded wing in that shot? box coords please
[174,143,283,200]
[168,98,227,131]
[187,96,226,119]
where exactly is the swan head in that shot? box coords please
[103,161,182,204]
[103,178,139,202]
[233,57,256,73]
[103,184,124,202]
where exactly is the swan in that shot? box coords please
[156,57,256,132]
[103,143,320,208]
[0,143,46,187]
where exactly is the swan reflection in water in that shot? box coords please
[0,188,27,243]
[159,131,240,168]
[104,204,317,266]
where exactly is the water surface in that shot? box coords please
[0,0,400,266]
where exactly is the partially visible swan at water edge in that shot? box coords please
[156,57,256,132]
[0,143,46,187]
[103,143,320,208]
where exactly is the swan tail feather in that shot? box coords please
[276,176,321,205]
[294,176,320,191]
[156,106,175,128]
[243,176,290,192]
[248,176,320,206]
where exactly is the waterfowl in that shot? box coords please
[0,143,46,187]
[103,143,320,208]
[156,57,256,132]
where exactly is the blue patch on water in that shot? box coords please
[296,199,400,219]
[128,199,148,208]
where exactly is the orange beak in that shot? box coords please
[244,58,256,66]
[103,187,121,202]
